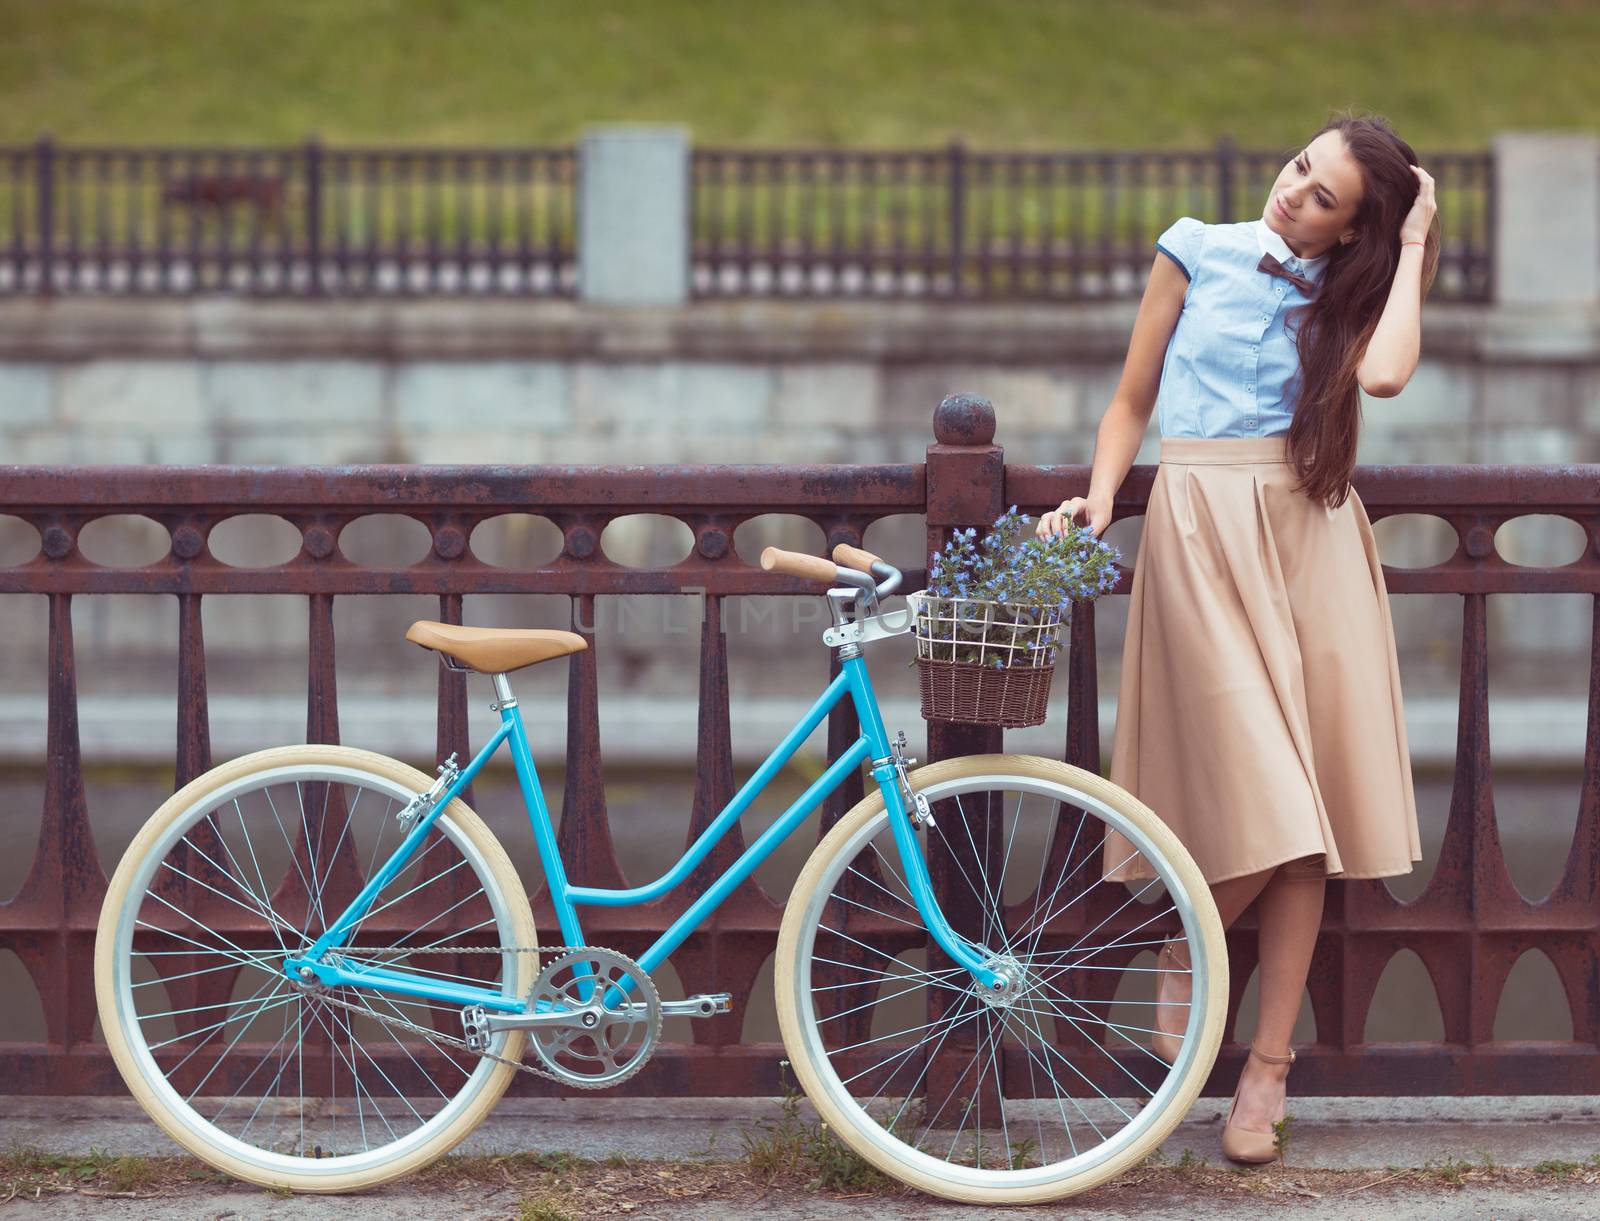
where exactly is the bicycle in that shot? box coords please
[95,541,1228,1205]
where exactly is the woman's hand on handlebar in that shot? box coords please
[1036,493,1113,540]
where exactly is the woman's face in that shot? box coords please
[1263,129,1365,259]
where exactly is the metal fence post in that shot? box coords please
[921,391,1006,1115]
[947,138,966,298]
[1216,132,1235,222]
[923,391,1005,766]
[35,134,54,296]
[304,136,324,295]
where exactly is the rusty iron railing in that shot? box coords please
[0,395,1594,1096]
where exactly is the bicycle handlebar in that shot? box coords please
[830,543,881,572]
[759,544,903,602]
[759,546,838,582]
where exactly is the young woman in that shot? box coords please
[1036,112,1438,1164]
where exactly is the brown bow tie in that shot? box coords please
[1258,252,1316,294]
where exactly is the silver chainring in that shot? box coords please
[526,947,662,1089]
[303,942,648,1090]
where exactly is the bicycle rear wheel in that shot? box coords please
[776,752,1226,1205]
[95,745,537,1192]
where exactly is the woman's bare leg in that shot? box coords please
[1211,869,1279,929]
[1228,869,1326,1134]
[1157,867,1277,1041]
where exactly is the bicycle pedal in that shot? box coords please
[460,1004,491,1052]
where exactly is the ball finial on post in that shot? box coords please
[933,393,996,447]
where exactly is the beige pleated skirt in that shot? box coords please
[1103,434,1422,885]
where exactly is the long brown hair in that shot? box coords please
[1283,110,1440,509]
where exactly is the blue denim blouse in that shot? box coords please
[1152,216,1328,438]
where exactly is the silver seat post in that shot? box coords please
[492,672,518,710]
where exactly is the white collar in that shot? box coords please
[1255,218,1329,277]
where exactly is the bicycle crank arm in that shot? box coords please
[463,1005,606,1040]
[462,993,732,1048]
[660,993,733,1018]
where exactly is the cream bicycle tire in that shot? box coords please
[95,744,538,1193]
[775,752,1228,1205]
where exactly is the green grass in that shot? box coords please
[739,1073,895,1193]
[517,1198,576,1221]
[0,0,1595,147]
[1532,1155,1600,1178]
[1272,1114,1294,1162]
[0,1145,176,1196]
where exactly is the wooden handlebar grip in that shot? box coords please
[831,543,883,571]
[760,546,840,583]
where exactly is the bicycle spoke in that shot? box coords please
[1024,801,1083,952]
[158,858,302,944]
[1014,844,1148,964]
[945,793,1006,949]
[843,863,918,914]
[172,985,298,1096]
[838,996,985,1089]
[344,835,459,943]
[826,888,930,935]
[1055,904,1179,974]
[879,989,976,1135]
[146,971,290,1053]
[809,961,968,992]
[235,1003,297,1143]
[200,812,291,953]
[232,799,286,951]
[816,923,966,982]
[818,975,951,1027]
[1018,982,1171,1078]
[1004,1001,1103,1145]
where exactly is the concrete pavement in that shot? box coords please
[5,1094,1599,1170]
[4,1095,1600,1218]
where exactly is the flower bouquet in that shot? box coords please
[908,505,1122,727]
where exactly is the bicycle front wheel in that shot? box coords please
[775,752,1227,1205]
[95,745,538,1193]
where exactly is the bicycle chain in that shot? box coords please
[301,943,642,1090]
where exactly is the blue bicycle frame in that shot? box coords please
[283,649,1005,1009]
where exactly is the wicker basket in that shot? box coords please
[907,591,1066,727]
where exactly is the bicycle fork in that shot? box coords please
[855,692,1012,1001]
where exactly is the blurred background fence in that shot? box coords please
[691,140,1493,301]
[1,139,578,297]
[0,135,1495,302]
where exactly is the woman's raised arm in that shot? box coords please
[1038,253,1186,539]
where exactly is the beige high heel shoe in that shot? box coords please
[1152,939,1190,1064]
[1221,1044,1296,1164]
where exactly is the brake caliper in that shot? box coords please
[396,752,460,830]
[891,729,935,829]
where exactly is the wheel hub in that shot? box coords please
[977,953,1033,1009]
